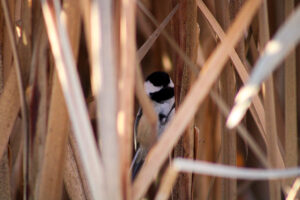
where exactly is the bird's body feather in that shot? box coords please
[131,71,175,180]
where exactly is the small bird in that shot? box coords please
[131,71,175,180]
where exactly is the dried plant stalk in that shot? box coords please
[0,151,10,199]
[0,67,20,160]
[197,0,266,139]
[38,72,69,200]
[137,4,179,62]
[68,132,94,200]
[227,5,300,128]
[90,0,122,199]
[40,0,107,199]
[0,1,29,197]
[259,2,281,200]
[172,0,197,199]
[214,1,237,199]
[156,158,300,200]
[118,0,136,198]
[284,0,298,187]
[64,144,87,200]
[286,178,300,200]
[173,159,300,180]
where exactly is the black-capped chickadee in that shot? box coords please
[131,71,175,180]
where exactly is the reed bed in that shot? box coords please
[0,0,299,199]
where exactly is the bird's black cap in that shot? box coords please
[146,71,170,87]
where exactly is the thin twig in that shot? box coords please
[155,158,300,200]
[137,4,179,62]
[175,159,300,180]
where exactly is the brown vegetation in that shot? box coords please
[0,0,300,199]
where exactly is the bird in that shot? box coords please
[131,71,175,180]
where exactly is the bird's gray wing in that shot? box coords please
[134,107,142,151]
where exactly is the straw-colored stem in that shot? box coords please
[137,4,179,63]
[155,158,300,200]
[259,1,281,200]
[172,0,197,199]
[284,0,297,187]
[215,1,237,199]
[38,72,69,200]
[209,91,269,168]
[197,0,266,140]
[286,178,300,200]
[64,143,88,200]
[118,0,136,198]
[0,151,10,199]
[40,0,107,199]
[90,0,122,199]
[0,0,29,198]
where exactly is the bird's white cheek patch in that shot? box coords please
[144,81,162,94]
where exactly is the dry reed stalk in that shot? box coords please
[209,91,269,168]
[197,0,216,60]
[0,1,29,198]
[193,98,218,200]
[40,0,107,199]
[133,0,263,199]
[155,166,179,200]
[35,5,79,196]
[137,1,199,74]
[8,117,22,200]
[1,0,13,83]
[137,4,179,62]
[0,151,10,199]
[197,0,266,140]
[259,1,281,199]
[152,0,172,71]
[156,158,300,200]
[172,0,197,199]
[286,178,300,200]
[284,0,298,187]
[69,132,93,200]
[38,0,81,198]
[227,5,300,128]
[63,0,81,59]
[135,65,158,127]
[118,0,136,198]
[171,158,300,179]
[194,4,218,199]
[90,0,122,199]
[38,72,69,200]
[214,1,237,199]
[64,143,87,200]
[28,27,48,198]
[136,8,153,39]
[0,67,20,160]
[0,11,3,93]
[18,0,32,84]
[91,1,125,199]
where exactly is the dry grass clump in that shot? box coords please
[0,0,299,199]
